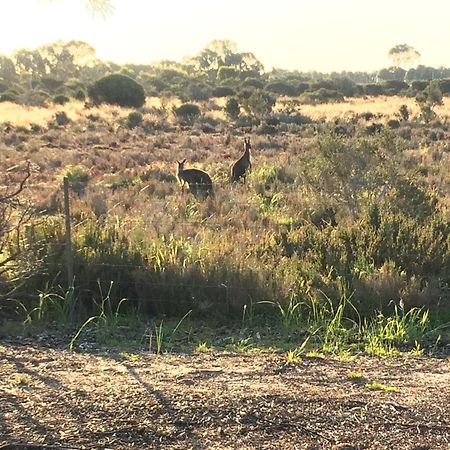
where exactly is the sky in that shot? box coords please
[1,0,449,73]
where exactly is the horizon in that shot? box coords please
[1,0,449,73]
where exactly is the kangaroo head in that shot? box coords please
[177,158,187,171]
[244,138,252,153]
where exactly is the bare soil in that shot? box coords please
[1,339,449,450]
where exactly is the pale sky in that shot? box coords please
[1,0,449,72]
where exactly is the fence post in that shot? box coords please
[63,177,74,289]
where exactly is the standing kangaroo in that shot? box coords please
[231,138,252,183]
[176,159,214,198]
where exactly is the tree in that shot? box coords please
[377,67,407,82]
[189,40,264,79]
[0,163,39,307]
[240,89,275,119]
[224,97,240,120]
[38,40,97,79]
[388,44,421,69]
[13,49,47,78]
[85,0,113,15]
[0,55,17,83]
[217,66,238,81]
[416,80,443,123]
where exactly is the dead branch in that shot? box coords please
[0,162,31,203]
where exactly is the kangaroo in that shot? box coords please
[231,138,252,183]
[176,159,213,198]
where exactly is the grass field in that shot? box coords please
[0,95,449,355]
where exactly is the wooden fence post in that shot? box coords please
[63,177,74,289]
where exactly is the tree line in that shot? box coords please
[1,40,450,106]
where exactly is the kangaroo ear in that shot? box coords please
[182,158,187,164]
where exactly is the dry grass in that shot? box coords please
[283,96,450,121]
[0,100,135,127]
[2,96,450,128]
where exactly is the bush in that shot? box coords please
[235,115,260,128]
[296,82,310,94]
[55,111,70,126]
[240,89,276,118]
[310,79,336,91]
[217,66,238,81]
[364,84,384,96]
[187,82,212,101]
[61,165,90,194]
[173,103,201,125]
[126,111,143,128]
[0,83,8,93]
[276,113,312,125]
[299,89,344,104]
[74,89,86,101]
[224,97,240,119]
[0,92,16,103]
[438,79,450,95]
[53,95,70,105]
[41,77,64,91]
[332,77,357,97]
[88,74,146,108]
[386,119,400,129]
[382,80,409,96]
[213,86,236,97]
[265,81,297,97]
[242,78,264,89]
[411,80,428,92]
[399,104,410,121]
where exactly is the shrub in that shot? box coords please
[364,84,384,96]
[187,82,212,101]
[382,80,409,96]
[235,115,260,128]
[240,89,276,118]
[265,81,297,97]
[299,89,344,104]
[74,89,86,101]
[296,82,310,94]
[126,111,143,129]
[438,79,450,95]
[53,95,70,105]
[61,165,90,194]
[217,66,238,81]
[224,97,240,119]
[387,119,400,129]
[213,86,236,97]
[332,77,357,97]
[0,92,16,103]
[276,113,312,125]
[173,103,201,125]
[0,83,8,93]
[411,80,428,92]
[310,79,336,91]
[242,78,264,89]
[399,104,410,121]
[88,74,146,108]
[256,123,278,135]
[426,80,443,106]
[41,77,64,91]
[55,111,70,126]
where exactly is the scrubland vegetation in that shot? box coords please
[0,40,449,356]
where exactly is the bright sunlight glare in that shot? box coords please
[1,0,449,72]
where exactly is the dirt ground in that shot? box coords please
[1,338,449,450]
